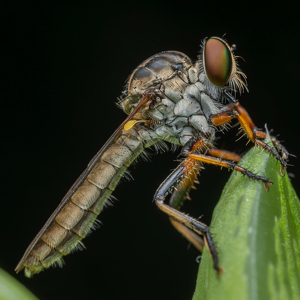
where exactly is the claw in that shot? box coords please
[264,180,273,192]
[216,266,224,278]
[280,166,287,176]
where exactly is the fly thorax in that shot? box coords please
[146,80,220,145]
[172,82,220,137]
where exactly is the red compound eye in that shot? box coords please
[204,37,232,87]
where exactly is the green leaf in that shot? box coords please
[0,268,39,300]
[193,137,300,300]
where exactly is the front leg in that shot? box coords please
[210,101,288,174]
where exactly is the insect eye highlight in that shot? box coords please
[204,37,233,87]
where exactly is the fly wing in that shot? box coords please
[16,93,150,276]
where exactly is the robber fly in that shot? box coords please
[16,37,288,277]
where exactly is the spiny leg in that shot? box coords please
[223,90,289,162]
[168,149,242,252]
[168,160,204,252]
[235,104,290,163]
[182,135,273,191]
[156,135,271,274]
[154,158,222,275]
[210,101,287,174]
[253,130,289,162]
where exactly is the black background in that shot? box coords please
[2,2,300,300]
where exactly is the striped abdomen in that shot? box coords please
[16,130,144,277]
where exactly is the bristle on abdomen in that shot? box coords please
[17,130,145,277]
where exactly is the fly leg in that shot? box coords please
[168,160,205,252]
[169,218,205,252]
[233,103,290,162]
[223,90,289,162]
[168,149,242,252]
[154,158,222,275]
[182,135,273,191]
[210,101,288,174]
[155,136,266,275]
[250,129,289,163]
[206,148,242,163]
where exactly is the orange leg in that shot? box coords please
[187,153,272,191]
[168,148,242,252]
[154,134,272,276]
[206,148,242,163]
[168,158,204,253]
[210,102,288,174]
[181,135,272,190]
[154,155,223,275]
[169,218,204,252]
